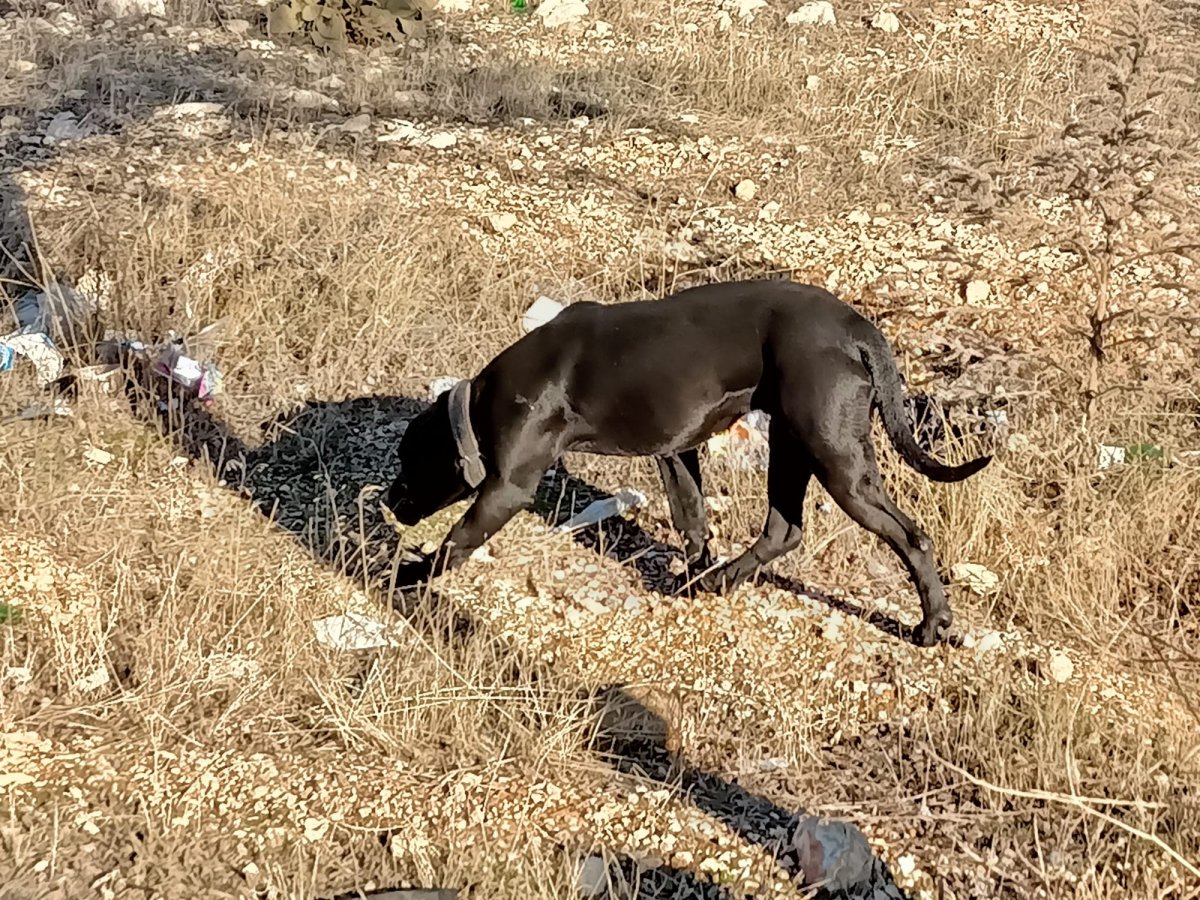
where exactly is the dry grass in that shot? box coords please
[2,0,1199,898]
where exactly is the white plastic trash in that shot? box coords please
[0,331,65,387]
[521,296,565,334]
[428,376,462,401]
[1098,444,1126,470]
[312,611,402,651]
[554,489,646,533]
[706,411,771,471]
[792,815,876,892]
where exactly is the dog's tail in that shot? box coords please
[858,329,992,483]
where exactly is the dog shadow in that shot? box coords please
[202,391,915,643]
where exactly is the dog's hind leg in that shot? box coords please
[657,450,713,575]
[801,377,953,647]
[698,420,812,592]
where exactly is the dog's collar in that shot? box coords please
[447,378,487,488]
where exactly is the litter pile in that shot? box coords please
[1,273,225,421]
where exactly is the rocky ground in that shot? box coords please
[1,1,1199,899]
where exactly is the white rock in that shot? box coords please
[896,853,917,877]
[716,10,733,30]
[870,10,900,32]
[964,279,990,304]
[806,74,822,91]
[83,447,114,466]
[787,1,836,26]
[975,630,1004,654]
[577,855,608,897]
[339,113,372,134]
[487,212,518,233]
[592,20,612,36]
[426,131,457,149]
[733,0,768,20]
[734,178,758,201]
[951,562,1000,595]
[537,0,589,29]
[302,816,330,842]
[44,112,89,142]
[847,209,871,225]
[12,59,36,74]
[393,89,431,107]
[73,665,111,694]
[98,0,165,17]
[287,89,339,111]
[163,101,225,118]
[469,545,496,564]
[1047,651,1074,683]
[522,296,565,334]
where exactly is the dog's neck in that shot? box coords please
[447,378,486,488]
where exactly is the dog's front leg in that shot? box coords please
[431,477,537,576]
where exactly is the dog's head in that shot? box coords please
[385,390,477,526]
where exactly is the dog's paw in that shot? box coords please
[913,614,952,648]
[695,567,733,595]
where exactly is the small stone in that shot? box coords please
[787,1,836,26]
[537,0,589,29]
[339,113,372,134]
[287,89,338,111]
[896,853,917,877]
[734,179,757,201]
[806,74,821,91]
[83,447,114,466]
[975,630,1004,654]
[98,0,165,17]
[426,131,457,149]
[302,816,330,842]
[44,112,90,142]
[1,115,22,129]
[964,279,991,304]
[1047,651,1074,683]
[870,10,900,32]
[393,89,431,106]
[733,0,768,20]
[847,209,871,225]
[73,666,111,694]
[951,562,1000,595]
[11,59,36,74]
[487,212,518,233]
